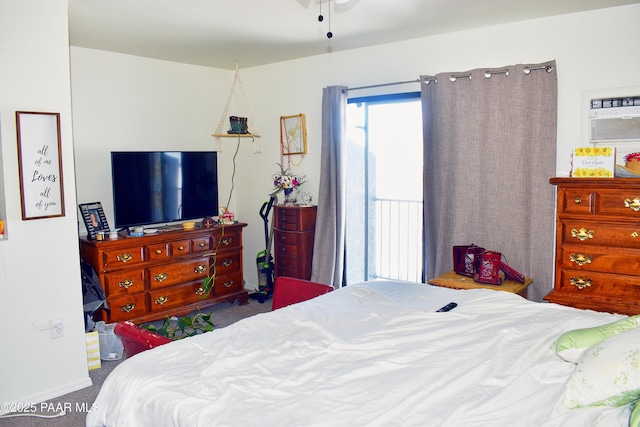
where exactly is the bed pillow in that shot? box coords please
[632,402,640,427]
[554,315,640,363]
[563,326,640,409]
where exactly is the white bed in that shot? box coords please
[86,281,635,426]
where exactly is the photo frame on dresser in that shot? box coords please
[79,202,110,239]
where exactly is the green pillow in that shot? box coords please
[554,315,640,363]
[563,326,640,408]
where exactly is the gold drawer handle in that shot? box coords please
[195,287,206,296]
[118,279,134,289]
[624,198,640,212]
[199,242,206,248]
[120,303,135,313]
[223,280,234,288]
[155,249,162,254]
[222,259,233,267]
[574,197,581,204]
[571,228,594,241]
[154,272,168,282]
[116,253,133,263]
[154,296,169,305]
[569,253,592,267]
[194,264,207,273]
[632,232,639,238]
[220,238,232,246]
[178,245,185,251]
[570,277,592,290]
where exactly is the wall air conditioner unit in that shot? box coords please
[589,96,640,143]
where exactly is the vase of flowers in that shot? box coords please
[284,187,298,204]
[271,164,305,204]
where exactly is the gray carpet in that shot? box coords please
[0,298,272,427]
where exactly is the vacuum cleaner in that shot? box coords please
[249,195,277,303]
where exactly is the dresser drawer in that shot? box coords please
[213,253,241,276]
[560,219,640,249]
[148,258,210,289]
[276,219,301,231]
[274,230,300,245]
[103,269,145,296]
[146,242,170,261]
[557,269,640,300]
[275,265,299,278]
[170,239,192,256]
[214,230,241,251]
[558,188,594,215]
[102,246,145,269]
[560,245,640,276]
[148,282,209,313]
[276,254,299,270]
[108,292,148,322]
[594,189,640,218]
[191,237,211,253]
[276,242,299,256]
[212,271,243,297]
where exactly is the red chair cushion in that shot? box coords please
[272,277,333,310]
[114,321,172,358]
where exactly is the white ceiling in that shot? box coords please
[68,0,639,70]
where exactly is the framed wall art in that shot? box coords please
[79,202,110,239]
[280,114,307,156]
[16,111,65,220]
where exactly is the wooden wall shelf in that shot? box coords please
[212,133,260,139]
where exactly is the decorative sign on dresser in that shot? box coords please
[80,222,248,324]
[273,205,317,280]
[546,178,640,315]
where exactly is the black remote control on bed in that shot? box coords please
[436,302,457,312]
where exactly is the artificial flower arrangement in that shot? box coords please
[271,163,305,195]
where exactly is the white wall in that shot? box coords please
[70,48,237,233]
[0,0,91,407]
[70,4,640,292]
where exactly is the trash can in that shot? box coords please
[96,321,124,361]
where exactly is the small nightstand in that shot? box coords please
[429,270,532,298]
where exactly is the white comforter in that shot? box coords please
[87,281,632,426]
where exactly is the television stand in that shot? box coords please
[80,222,249,324]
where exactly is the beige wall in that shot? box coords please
[0,0,90,407]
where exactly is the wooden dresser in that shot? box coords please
[80,222,248,324]
[547,178,640,315]
[273,205,317,280]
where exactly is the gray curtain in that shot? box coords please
[421,61,557,301]
[311,86,348,288]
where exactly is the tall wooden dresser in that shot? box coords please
[546,178,640,315]
[80,222,248,324]
[273,205,317,280]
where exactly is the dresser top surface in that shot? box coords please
[550,177,640,187]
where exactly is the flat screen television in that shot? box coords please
[111,151,219,229]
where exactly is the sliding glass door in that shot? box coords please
[345,92,424,284]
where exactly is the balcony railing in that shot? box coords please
[371,198,423,283]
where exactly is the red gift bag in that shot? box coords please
[453,244,485,277]
[474,250,502,285]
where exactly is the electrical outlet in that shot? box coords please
[51,319,64,339]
